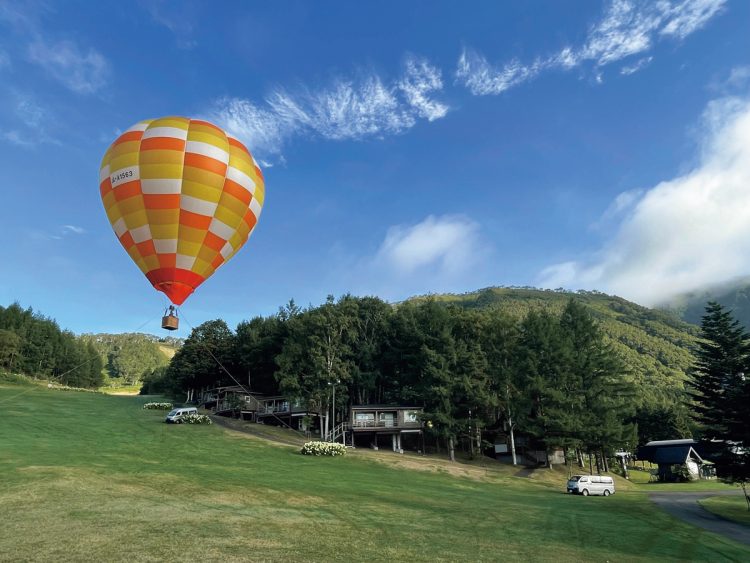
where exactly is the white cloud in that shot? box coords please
[1,130,33,147]
[28,39,109,94]
[373,215,482,276]
[660,0,726,39]
[0,50,10,69]
[301,76,413,140]
[398,56,449,121]
[620,56,653,75]
[539,95,750,306]
[457,50,541,96]
[62,225,85,235]
[0,95,58,148]
[457,0,725,94]
[207,56,448,160]
[206,98,293,157]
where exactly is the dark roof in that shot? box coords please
[645,439,696,447]
[351,405,422,410]
[639,444,704,465]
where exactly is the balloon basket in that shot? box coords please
[162,306,179,331]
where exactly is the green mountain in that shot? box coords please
[80,333,182,384]
[660,277,750,329]
[410,287,700,407]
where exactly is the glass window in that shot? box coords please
[405,411,419,422]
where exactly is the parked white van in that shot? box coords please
[567,475,615,496]
[165,407,198,423]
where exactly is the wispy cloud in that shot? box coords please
[1,130,33,147]
[0,94,58,148]
[29,224,87,241]
[620,56,653,75]
[62,225,85,235]
[28,39,109,94]
[0,49,10,69]
[659,0,726,39]
[0,1,110,94]
[457,0,726,95]
[139,0,197,50]
[457,51,543,96]
[207,55,448,160]
[397,56,448,121]
[539,93,750,306]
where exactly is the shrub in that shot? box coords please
[181,414,212,424]
[300,441,347,456]
[0,371,34,385]
[143,402,173,410]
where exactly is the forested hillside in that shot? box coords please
[416,287,700,405]
[80,333,180,385]
[0,303,103,388]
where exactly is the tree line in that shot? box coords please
[147,294,689,466]
[692,302,750,508]
[0,303,103,388]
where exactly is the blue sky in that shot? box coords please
[1,0,749,336]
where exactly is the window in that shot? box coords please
[405,411,419,423]
[355,413,375,426]
[379,412,395,427]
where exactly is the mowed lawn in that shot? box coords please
[1,385,749,562]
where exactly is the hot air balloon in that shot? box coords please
[99,117,265,330]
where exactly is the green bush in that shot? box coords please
[143,402,173,410]
[300,441,347,456]
[181,414,212,424]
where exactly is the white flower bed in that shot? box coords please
[300,441,347,456]
[143,402,173,410]
[181,413,212,424]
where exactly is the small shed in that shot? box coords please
[637,439,706,481]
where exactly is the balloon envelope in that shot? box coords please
[99,117,265,305]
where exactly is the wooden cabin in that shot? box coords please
[203,386,322,434]
[637,439,712,481]
[347,405,424,453]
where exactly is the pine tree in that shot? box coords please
[691,302,748,440]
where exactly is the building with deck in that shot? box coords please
[347,405,424,453]
[637,439,714,481]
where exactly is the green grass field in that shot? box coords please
[700,496,750,526]
[1,383,749,562]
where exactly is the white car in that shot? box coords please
[165,407,198,423]
[567,475,615,496]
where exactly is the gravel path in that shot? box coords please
[649,490,750,546]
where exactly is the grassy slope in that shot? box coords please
[1,385,748,562]
[700,497,750,526]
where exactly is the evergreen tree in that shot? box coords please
[691,302,748,440]
[516,310,579,464]
[560,299,634,465]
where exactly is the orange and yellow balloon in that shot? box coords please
[99,117,265,305]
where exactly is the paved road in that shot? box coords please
[649,490,750,546]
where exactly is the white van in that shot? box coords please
[567,475,615,496]
[165,407,198,423]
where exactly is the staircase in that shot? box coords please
[329,422,354,447]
